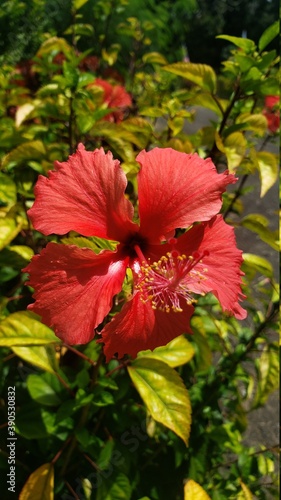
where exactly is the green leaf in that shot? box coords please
[238,480,254,500]
[0,311,60,346]
[239,214,279,250]
[236,113,268,137]
[217,132,247,173]
[190,317,212,371]
[252,344,279,409]
[216,35,256,53]
[0,173,17,212]
[73,0,89,9]
[234,54,255,73]
[142,52,168,65]
[16,404,57,439]
[15,103,35,127]
[2,140,46,168]
[242,253,273,278]
[61,235,117,252]
[257,77,280,96]
[189,93,224,116]
[258,21,279,52]
[64,23,94,37]
[96,471,132,500]
[184,479,211,499]
[163,62,217,93]
[138,335,195,367]
[256,151,278,197]
[12,345,59,374]
[19,463,54,500]
[97,439,115,470]
[0,217,23,251]
[0,245,34,269]
[128,358,191,445]
[27,373,62,406]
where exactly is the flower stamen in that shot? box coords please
[136,250,208,312]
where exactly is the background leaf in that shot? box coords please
[128,357,191,445]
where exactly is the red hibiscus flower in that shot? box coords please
[24,145,246,360]
[263,95,280,133]
[90,78,132,122]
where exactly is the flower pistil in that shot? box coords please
[136,249,209,313]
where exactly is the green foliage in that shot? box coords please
[0,7,279,500]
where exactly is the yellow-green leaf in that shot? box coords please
[0,245,34,268]
[258,20,279,52]
[142,52,168,65]
[216,35,256,53]
[252,343,279,409]
[242,253,273,278]
[73,0,89,9]
[12,345,59,374]
[19,463,54,500]
[184,479,211,500]
[0,173,17,212]
[256,151,278,197]
[0,217,23,251]
[2,140,46,168]
[189,93,225,116]
[236,113,268,136]
[240,214,279,250]
[138,335,195,368]
[163,62,217,93]
[190,316,212,371]
[237,480,254,499]
[223,132,247,172]
[128,357,191,445]
[15,103,35,127]
[0,311,60,346]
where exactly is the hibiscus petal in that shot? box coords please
[137,148,237,242]
[28,144,138,242]
[99,293,194,361]
[176,215,247,319]
[23,242,128,344]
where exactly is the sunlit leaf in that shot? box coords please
[0,245,34,268]
[240,214,279,250]
[163,62,217,93]
[2,140,46,168]
[61,235,117,252]
[189,93,225,116]
[142,52,168,65]
[15,103,35,127]
[128,358,191,445]
[256,151,278,197]
[0,311,60,346]
[64,24,94,37]
[12,345,59,374]
[252,343,279,409]
[0,173,17,212]
[236,113,268,137]
[216,35,256,53]
[216,132,247,172]
[138,335,195,367]
[0,217,23,251]
[36,36,72,57]
[184,479,211,499]
[190,316,212,370]
[19,463,54,500]
[27,373,62,406]
[73,0,89,9]
[258,21,279,52]
[242,253,273,278]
